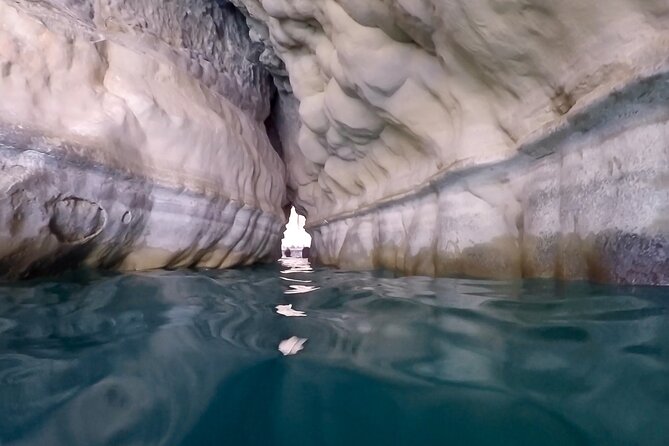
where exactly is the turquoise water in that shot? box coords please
[0,258,667,446]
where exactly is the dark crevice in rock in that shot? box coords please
[263,88,284,158]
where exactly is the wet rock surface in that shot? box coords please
[0,0,286,277]
[232,0,669,284]
[2,0,669,284]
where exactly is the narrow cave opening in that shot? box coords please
[282,207,311,258]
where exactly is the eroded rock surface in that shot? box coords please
[2,0,668,284]
[0,0,287,277]
[233,0,669,284]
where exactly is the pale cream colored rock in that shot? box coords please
[236,0,669,284]
[0,0,287,277]
[3,0,669,283]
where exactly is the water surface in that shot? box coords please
[0,258,667,445]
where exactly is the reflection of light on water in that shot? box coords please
[281,277,312,283]
[285,285,320,295]
[275,304,307,317]
[280,265,313,275]
[278,337,307,356]
[1,264,668,444]
[279,257,313,275]
[280,269,313,275]
[275,258,313,357]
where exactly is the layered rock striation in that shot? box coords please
[0,0,287,277]
[2,0,668,284]
[234,0,669,285]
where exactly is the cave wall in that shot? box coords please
[0,0,287,277]
[1,0,668,284]
[233,0,669,284]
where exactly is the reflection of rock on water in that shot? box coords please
[2,266,668,445]
[0,273,268,446]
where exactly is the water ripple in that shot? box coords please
[0,261,666,445]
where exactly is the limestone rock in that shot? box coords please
[0,0,287,278]
[233,0,669,285]
[3,0,669,285]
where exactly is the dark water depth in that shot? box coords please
[0,258,668,446]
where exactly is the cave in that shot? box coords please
[1,0,669,284]
[1,1,669,444]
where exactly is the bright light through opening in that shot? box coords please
[282,207,311,250]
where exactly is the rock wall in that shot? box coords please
[0,0,287,277]
[234,0,669,285]
[2,0,668,284]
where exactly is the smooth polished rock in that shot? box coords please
[234,0,669,284]
[0,0,287,277]
[309,75,669,284]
